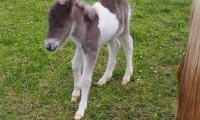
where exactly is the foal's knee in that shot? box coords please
[81,78,92,88]
[72,65,79,73]
[72,60,81,73]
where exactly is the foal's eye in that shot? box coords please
[59,23,64,28]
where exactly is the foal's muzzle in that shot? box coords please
[44,39,59,52]
[45,43,57,51]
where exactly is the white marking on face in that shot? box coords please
[93,2,119,46]
[45,38,61,46]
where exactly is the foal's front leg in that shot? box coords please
[71,46,83,102]
[74,51,98,120]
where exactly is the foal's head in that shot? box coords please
[44,0,74,51]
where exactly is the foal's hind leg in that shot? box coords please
[71,46,83,103]
[96,39,120,86]
[119,34,133,85]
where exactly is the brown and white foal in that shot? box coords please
[44,0,133,119]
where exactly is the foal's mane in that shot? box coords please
[75,1,98,21]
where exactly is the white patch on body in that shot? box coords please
[93,2,119,46]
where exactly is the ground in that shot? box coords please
[0,0,191,119]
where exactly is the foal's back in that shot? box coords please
[99,0,129,16]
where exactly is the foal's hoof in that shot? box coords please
[71,97,79,103]
[95,82,104,86]
[74,115,82,120]
[122,81,129,86]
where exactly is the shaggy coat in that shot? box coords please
[44,0,133,119]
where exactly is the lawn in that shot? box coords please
[0,0,191,119]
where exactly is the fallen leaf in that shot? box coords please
[153,69,159,74]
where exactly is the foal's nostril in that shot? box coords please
[46,43,52,51]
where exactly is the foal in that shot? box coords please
[176,0,200,119]
[44,0,133,119]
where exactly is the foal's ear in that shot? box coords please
[57,0,75,5]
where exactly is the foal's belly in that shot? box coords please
[93,2,119,46]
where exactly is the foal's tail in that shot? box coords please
[176,0,200,119]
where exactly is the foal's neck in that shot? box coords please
[71,2,99,40]
[74,2,99,24]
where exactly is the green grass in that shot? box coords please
[0,0,191,119]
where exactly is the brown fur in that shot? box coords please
[176,0,200,119]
